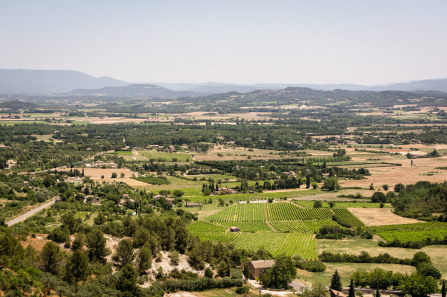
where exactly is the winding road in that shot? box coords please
[6,198,58,226]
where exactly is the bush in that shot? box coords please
[236,286,249,294]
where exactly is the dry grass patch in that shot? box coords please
[20,235,49,251]
[348,208,422,226]
[79,167,147,186]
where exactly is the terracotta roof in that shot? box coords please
[250,260,275,269]
[330,289,346,297]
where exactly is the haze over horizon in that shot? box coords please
[1,0,446,85]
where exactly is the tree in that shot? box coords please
[71,233,85,250]
[330,270,343,291]
[173,190,184,197]
[115,239,135,266]
[117,264,139,295]
[94,213,106,225]
[412,251,431,266]
[137,246,152,274]
[302,283,327,297]
[65,250,89,283]
[322,177,340,191]
[382,184,389,191]
[41,241,62,275]
[218,260,230,277]
[416,263,441,279]
[372,192,386,203]
[169,251,180,266]
[259,255,296,289]
[205,267,214,278]
[61,213,79,234]
[441,281,446,297]
[398,273,438,297]
[132,227,150,248]
[313,201,323,208]
[87,228,110,263]
[349,279,355,297]
[394,183,405,193]
[375,288,381,297]
[111,172,117,178]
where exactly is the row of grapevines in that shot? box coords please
[188,221,227,233]
[206,203,266,222]
[267,203,333,221]
[74,211,88,219]
[332,209,364,227]
[219,222,273,232]
[270,219,340,233]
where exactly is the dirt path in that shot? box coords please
[6,198,57,226]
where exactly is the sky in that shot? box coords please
[1,0,447,85]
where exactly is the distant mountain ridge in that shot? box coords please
[67,84,206,97]
[1,68,447,95]
[0,69,128,94]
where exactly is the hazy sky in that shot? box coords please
[1,0,446,84]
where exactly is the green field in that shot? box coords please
[373,222,447,243]
[139,150,191,162]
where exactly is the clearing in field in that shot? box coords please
[348,208,422,226]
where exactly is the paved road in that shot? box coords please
[6,198,57,226]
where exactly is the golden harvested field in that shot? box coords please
[338,146,447,188]
[78,167,148,186]
[348,208,422,226]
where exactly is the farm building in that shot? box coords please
[184,202,202,208]
[6,160,17,169]
[249,260,275,279]
[229,227,240,232]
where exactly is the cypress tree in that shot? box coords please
[442,281,446,297]
[348,279,355,297]
[330,269,343,292]
[375,288,381,297]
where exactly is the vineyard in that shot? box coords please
[332,209,364,227]
[74,211,89,220]
[267,203,334,221]
[219,222,272,232]
[205,203,266,222]
[270,219,339,233]
[373,222,447,243]
[196,201,372,258]
[195,231,317,259]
